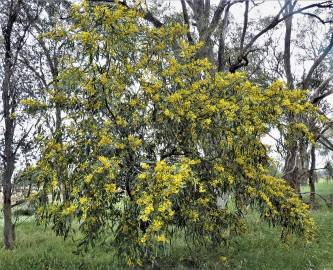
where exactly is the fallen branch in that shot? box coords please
[11,199,26,208]
[298,192,331,207]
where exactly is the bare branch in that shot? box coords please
[218,3,231,71]
[310,73,333,104]
[185,0,194,10]
[244,1,333,55]
[300,12,333,24]
[18,57,48,88]
[283,0,295,89]
[14,116,42,155]
[240,0,249,53]
[298,192,330,206]
[180,0,194,44]
[319,136,333,151]
[206,0,245,41]
[88,0,163,27]
[303,32,333,89]
[11,199,26,208]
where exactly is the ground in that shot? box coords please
[0,180,332,270]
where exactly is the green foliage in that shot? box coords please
[23,1,318,266]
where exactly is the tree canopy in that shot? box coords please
[20,2,320,266]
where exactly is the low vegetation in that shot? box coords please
[1,181,332,270]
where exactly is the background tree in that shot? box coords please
[1,0,29,249]
[0,0,47,249]
[21,0,72,202]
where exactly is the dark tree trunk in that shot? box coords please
[1,0,23,249]
[2,48,16,250]
[283,143,301,194]
[309,145,316,209]
[282,1,302,194]
[2,139,15,249]
[54,75,68,202]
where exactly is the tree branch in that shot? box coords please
[298,192,330,207]
[180,0,194,44]
[310,74,333,103]
[319,136,333,151]
[88,0,163,27]
[240,0,249,53]
[218,3,230,71]
[283,0,295,89]
[244,1,333,56]
[303,32,333,89]
[206,0,244,42]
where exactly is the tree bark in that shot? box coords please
[283,143,301,194]
[1,0,23,249]
[283,0,294,89]
[282,0,299,192]
[2,117,15,249]
[2,29,16,251]
[309,145,317,209]
[2,68,16,249]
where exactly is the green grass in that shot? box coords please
[0,220,117,270]
[157,209,333,270]
[301,179,333,208]
[0,181,332,270]
[302,179,333,196]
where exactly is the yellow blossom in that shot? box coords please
[105,183,117,193]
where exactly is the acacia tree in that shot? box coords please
[25,2,318,266]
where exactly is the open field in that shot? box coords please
[0,181,332,270]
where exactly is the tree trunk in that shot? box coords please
[54,76,68,202]
[282,1,302,194]
[309,145,316,209]
[3,194,14,250]
[2,133,15,250]
[2,74,16,250]
[299,139,310,186]
[2,63,16,251]
[1,0,23,249]
[283,143,301,194]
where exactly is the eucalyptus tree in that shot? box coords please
[21,0,72,201]
[0,0,70,249]
[0,0,40,249]
[276,1,333,203]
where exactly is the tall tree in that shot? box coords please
[1,0,25,249]
[0,0,40,249]
[21,0,72,201]
[280,0,333,196]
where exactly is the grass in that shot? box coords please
[301,179,333,208]
[302,179,333,197]
[0,181,332,270]
[0,220,117,270]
